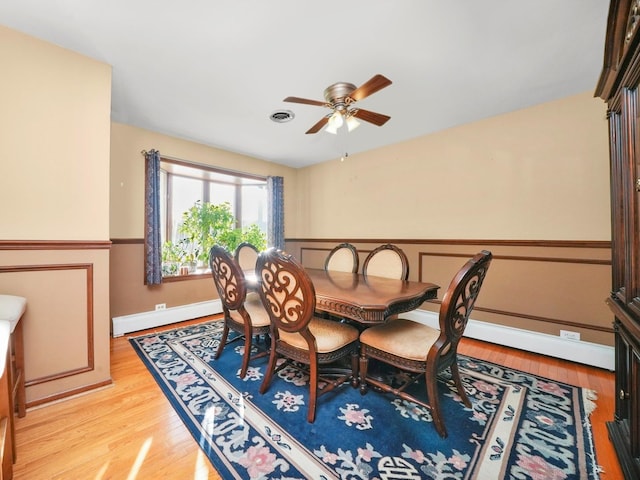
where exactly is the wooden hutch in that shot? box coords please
[596,1,640,478]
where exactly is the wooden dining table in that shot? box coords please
[246,268,440,326]
[306,269,439,325]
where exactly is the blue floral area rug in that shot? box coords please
[129,320,600,480]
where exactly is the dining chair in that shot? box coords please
[362,243,409,280]
[324,242,359,273]
[358,250,492,438]
[256,248,360,423]
[209,245,270,378]
[234,242,260,273]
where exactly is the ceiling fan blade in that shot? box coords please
[352,108,391,127]
[283,96,326,107]
[349,74,392,102]
[305,116,330,134]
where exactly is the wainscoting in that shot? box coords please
[108,238,613,368]
[285,238,614,365]
[0,240,112,408]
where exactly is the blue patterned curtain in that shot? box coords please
[267,176,284,250]
[144,149,162,285]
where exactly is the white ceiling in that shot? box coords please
[0,1,609,168]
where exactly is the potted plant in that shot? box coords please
[161,241,184,276]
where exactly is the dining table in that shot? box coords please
[245,268,440,326]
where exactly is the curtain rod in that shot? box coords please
[141,150,268,182]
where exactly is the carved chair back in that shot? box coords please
[256,248,316,335]
[234,242,260,273]
[209,245,247,311]
[324,243,359,273]
[362,243,409,280]
[435,250,492,367]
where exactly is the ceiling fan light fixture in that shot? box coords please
[284,74,392,134]
[328,110,344,129]
[325,122,338,134]
[346,116,360,132]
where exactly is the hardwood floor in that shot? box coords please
[10,317,622,479]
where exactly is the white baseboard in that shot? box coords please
[112,302,615,370]
[112,300,223,337]
[402,309,615,371]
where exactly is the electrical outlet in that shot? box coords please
[155,303,166,311]
[560,330,580,341]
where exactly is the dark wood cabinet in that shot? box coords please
[596,2,640,478]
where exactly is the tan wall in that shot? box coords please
[109,123,297,316]
[286,239,613,346]
[288,93,613,347]
[110,241,214,318]
[295,92,610,240]
[0,26,112,406]
[110,122,298,238]
[0,26,111,240]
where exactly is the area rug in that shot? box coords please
[129,320,601,480]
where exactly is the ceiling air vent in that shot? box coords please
[270,110,295,123]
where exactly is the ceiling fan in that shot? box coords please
[283,74,392,134]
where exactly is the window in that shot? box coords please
[144,149,283,285]
[160,158,268,276]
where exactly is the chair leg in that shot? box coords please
[350,351,359,388]
[425,368,447,438]
[450,361,471,408]
[259,342,278,395]
[237,320,257,379]
[214,322,230,360]
[307,357,318,423]
[358,352,369,395]
[239,336,251,379]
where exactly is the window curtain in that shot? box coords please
[144,149,162,285]
[267,176,284,250]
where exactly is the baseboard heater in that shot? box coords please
[402,310,615,371]
[111,300,223,337]
[112,302,614,370]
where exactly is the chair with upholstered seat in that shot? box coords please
[256,248,360,423]
[209,245,270,378]
[324,243,359,273]
[362,243,409,280]
[234,242,260,275]
[359,250,492,438]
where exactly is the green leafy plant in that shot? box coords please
[176,200,267,264]
[240,224,267,251]
[161,241,184,275]
[161,241,185,263]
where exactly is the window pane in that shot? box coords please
[171,176,203,242]
[209,183,236,215]
[241,184,267,232]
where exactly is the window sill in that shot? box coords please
[162,271,210,282]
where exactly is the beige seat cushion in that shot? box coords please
[280,318,359,353]
[360,318,440,361]
[228,295,271,328]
